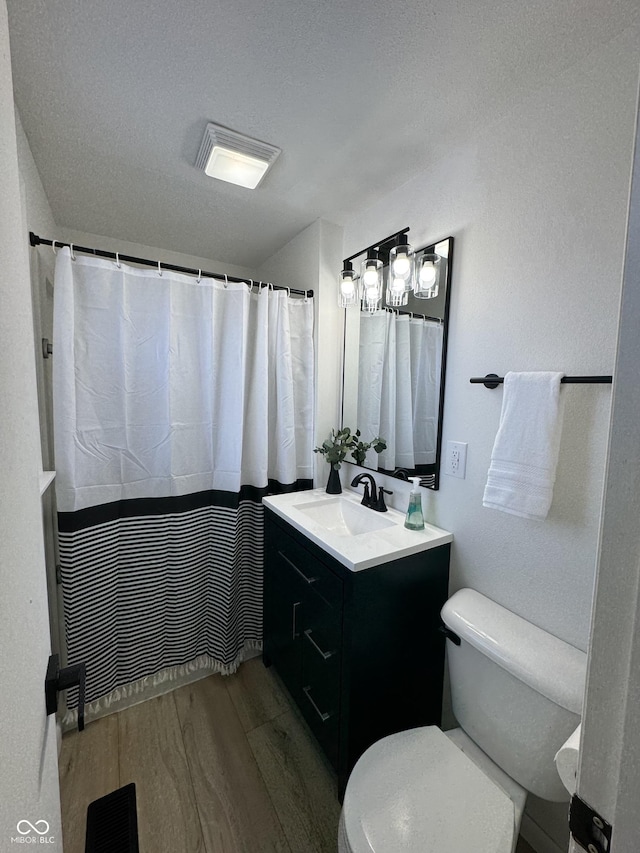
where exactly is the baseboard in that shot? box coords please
[520,813,566,853]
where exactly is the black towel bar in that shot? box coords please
[470,374,613,389]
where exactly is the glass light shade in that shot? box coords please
[386,282,409,307]
[338,266,359,308]
[389,242,415,293]
[360,255,383,310]
[415,253,441,299]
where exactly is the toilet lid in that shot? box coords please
[342,726,516,853]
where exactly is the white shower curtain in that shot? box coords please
[53,248,314,721]
[357,311,442,470]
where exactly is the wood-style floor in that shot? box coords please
[59,657,537,853]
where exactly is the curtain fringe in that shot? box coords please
[60,642,262,732]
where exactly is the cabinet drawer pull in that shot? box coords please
[302,685,331,722]
[279,550,317,585]
[304,629,334,660]
[292,601,300,639]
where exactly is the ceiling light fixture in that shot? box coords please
[195,122,281,189]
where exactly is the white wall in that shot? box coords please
[0,0,62,846]
[340,24,640,852]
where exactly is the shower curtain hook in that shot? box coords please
[286,287,291,298]
[196,269,202,283]
[52,240,58,255]
[115,252,121,269]
[224,274,228,288]
[70,243,76,261]
[158,260,163,277]
[249,279,254,293]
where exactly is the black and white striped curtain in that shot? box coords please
[53,248,314,719]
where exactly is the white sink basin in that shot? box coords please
[293,496,395,537]
[263,488,452,572]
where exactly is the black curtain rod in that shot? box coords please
[29,233,313,298]
[471,373,613,389]
[343,226,410,264]
[381,307,442,323]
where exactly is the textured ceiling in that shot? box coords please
[6,0,638,267]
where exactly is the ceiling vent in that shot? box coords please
[195,122,281,190]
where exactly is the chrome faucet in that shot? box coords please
[350,473,393,512]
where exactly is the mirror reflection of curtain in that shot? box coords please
[357,312,442,470]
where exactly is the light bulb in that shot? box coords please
[419,261,436,285]
[341,276,355,296]
[391,277,405,293]
[392,254,410,277]
[363,265,379,287]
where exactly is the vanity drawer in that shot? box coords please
[300,652,341,769]
[273,525,343,610]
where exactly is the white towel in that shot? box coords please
[483,372,565,519]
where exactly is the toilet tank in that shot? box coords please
[441,589,586,802]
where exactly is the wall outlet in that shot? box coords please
[445,441,467,478]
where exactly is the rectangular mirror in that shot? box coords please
[341,236,454,488]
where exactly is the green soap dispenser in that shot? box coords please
[404,477,425,530]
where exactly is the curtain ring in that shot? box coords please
[304,289,308,303]
[196,269,202,283]
[224,274,228,289]
[115,252,121,269]
[158,260,162,277]
[52,240,58,256]
[249,279,254,293]
[286,287,291,299]
[69,243,76,261]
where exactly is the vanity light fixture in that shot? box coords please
[361,249,383,312]
[389,237,415,290]
[338,261,360,308]
[195,122,281,189]
[387,236,414,305]
[339,226,411,310]
[415,253,441,299]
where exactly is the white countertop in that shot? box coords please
[263,488,452,572]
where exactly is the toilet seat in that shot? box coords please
[341,726,517,853]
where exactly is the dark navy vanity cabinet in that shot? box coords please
[263,508,450,796]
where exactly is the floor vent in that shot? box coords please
[85,782,139,852]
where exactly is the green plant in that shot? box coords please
[314,428,387,470]
[350,433,387,466]
[314,427,357,470]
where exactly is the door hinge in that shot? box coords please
[569,794,612,853]
[55,564,63,585]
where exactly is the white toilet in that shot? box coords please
[339,588,586,853]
